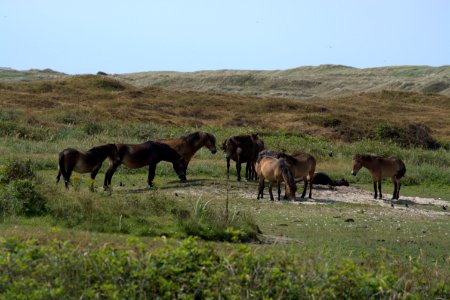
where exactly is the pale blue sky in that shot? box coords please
[1,1,449,74]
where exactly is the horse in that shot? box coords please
[56,144,119,189]
[159,131,217,177]
[352,154,406,200]
[312,172,349,187]
[279,152,316,199]
[103,141,187,188]
[256,156,296,201]
[222,133,264,181]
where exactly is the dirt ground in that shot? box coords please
[173,183,450,218]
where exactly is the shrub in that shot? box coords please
[373,123,440,149]
[0,179,46,217]
[0,238,448,299]
[0,158,35,184]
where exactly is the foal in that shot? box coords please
[352,154,406,199]
[56,144,118,189]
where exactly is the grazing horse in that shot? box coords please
[352,154,406,200]
[312,172,349,187]
[222,133,264,181]
[56,144,119,189]
[279,152,316,199]
[104,141,187,188]
[256,156,296,201]
[160,131,217,177]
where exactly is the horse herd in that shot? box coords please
[56,131,407,201]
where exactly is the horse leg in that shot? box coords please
[89,165,101,192]
[396,179,401,200]
[104,162,120,187]
[269,183,274,201]
[301,179,307,199]
[308,175,313,199]
[373,180,378,199]
[277,183,281,201]
[56,169,61,184]
[236,161,241,181]
[257,178,264,199]
[147,163,156,187]
[245,162,250,180]
[391,177,397,200]
[226,158,231,180]
[64,166,73,189]
[378,179,382,199]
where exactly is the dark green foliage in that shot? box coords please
[0,158,35,184]
[0,238,448,299]
[373,123,440,149]
[0,180,47,217]
[82,121,103,135]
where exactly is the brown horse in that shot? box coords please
[279,152,316,199]
[160,131,217,177]
[222,133,264,181]
[104,141,187,188]
[256,156,296,201]
[352,154,406,199]
[56,144,119,189]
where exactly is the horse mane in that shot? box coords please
[182,131,215,145]
[354,154,376,161]
[276,152,297,165]
[279,159,297,193]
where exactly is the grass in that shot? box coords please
[0,76,449,297]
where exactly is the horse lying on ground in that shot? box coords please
[312,172,349,187]
[160,131,217,178]
[352,154,406,200]
[222,133,264,181]
[104,141,186,188]
[56,144,119,189]
[256,156,296,201]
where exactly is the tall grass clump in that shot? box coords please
[179,198,259,242]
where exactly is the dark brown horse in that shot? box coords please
[352,154,406,199]
[256,156,296,201]
[278,152,316,199]
[312,172,349,187]
[160,131,217,177]
[104,141,186,187]
[222,133,264,181]
[56,144,119,189]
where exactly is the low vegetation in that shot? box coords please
[0,74,449,298]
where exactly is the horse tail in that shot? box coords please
[279,159,296,193]
[396,162,406,179]
[57,152,68,183]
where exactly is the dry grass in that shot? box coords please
[1,75,449,143]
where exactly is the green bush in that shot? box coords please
[0,158,35,184]
[0,179,46,217]
[0,238,448,299]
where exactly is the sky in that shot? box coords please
[1,0,449,74]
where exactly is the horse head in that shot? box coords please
[200,132,217,154]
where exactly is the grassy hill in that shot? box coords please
[114,65,450,99]
[2,65,450,99]
[1,74,449,144]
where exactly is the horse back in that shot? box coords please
[379,157,406,178]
